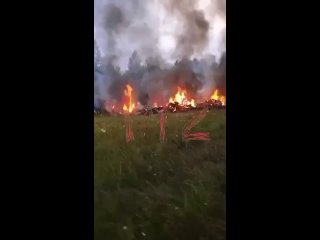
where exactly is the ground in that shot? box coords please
[94,110,226,240]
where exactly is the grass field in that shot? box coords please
[94,110,226,240]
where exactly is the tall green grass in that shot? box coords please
[94,110,226,240]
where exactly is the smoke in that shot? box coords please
[94,0,226,109]
[95,0,161,68]
[103,3,125,55]
[95,51,225,108]
[95,0,225,67]
[161,0,210,59]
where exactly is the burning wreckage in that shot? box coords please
[137,98,225,116]
[94,86,226,116]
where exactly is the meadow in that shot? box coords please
[94,110,226,240]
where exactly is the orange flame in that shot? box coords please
[210,90,226,105]
[123,84,135,113]
[169,87,196,107]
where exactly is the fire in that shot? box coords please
[123,84,135,113]
[210,90,226,105]
[169,87,196,107]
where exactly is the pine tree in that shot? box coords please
[128,50,141,73]
[94,40,102,69]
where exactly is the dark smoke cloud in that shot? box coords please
[177,10,209,58]
[104,4,124,33]
[162,0,210,59]
[103,3,126,57]
[170,59,204,94]
[99,0,161,67]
